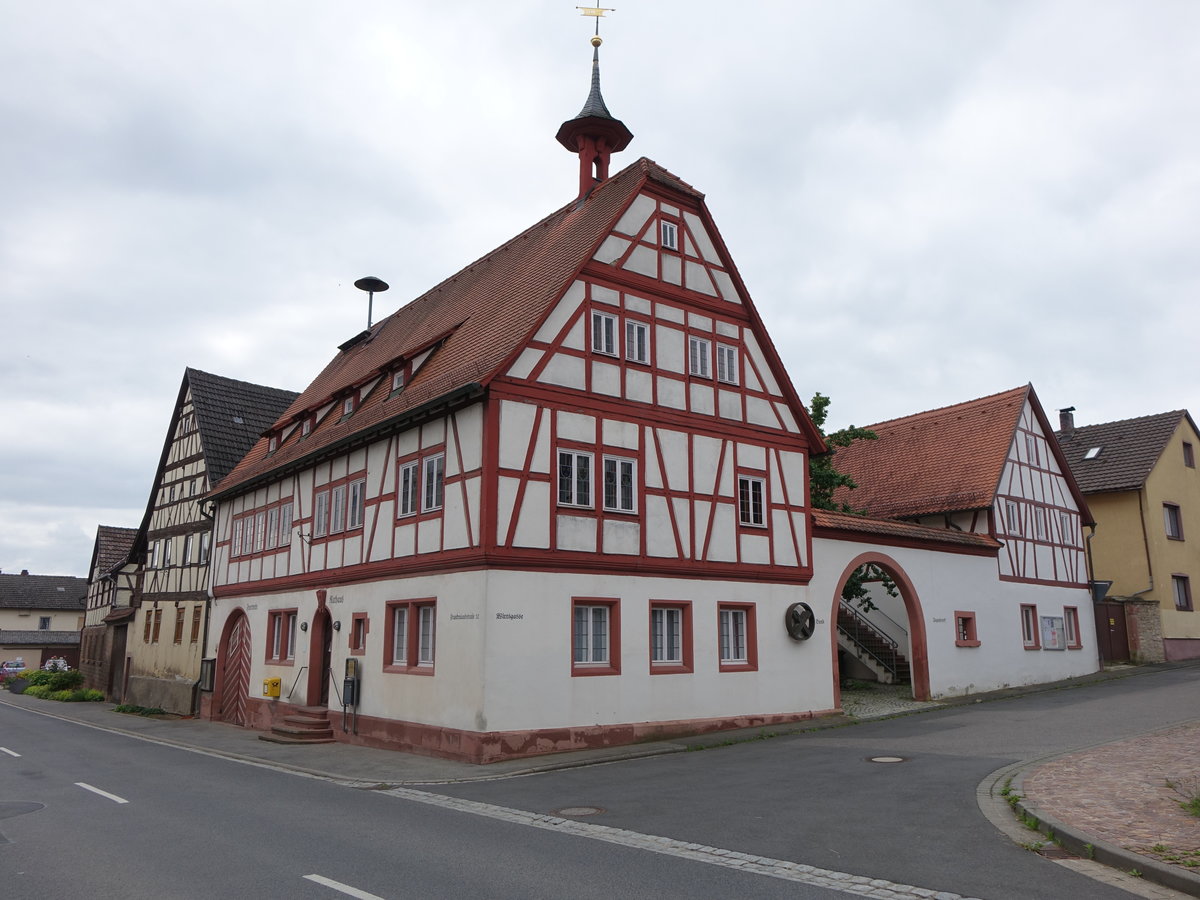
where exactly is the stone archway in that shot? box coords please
[829,552,930,707]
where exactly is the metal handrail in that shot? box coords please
[865,606,909,643]
[838,601,901,677]
[286,666,308,700]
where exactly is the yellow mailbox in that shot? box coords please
[262,677,281,698]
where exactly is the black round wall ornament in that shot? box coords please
[785,602,816,641]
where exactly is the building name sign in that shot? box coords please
[450,614,479,621]
[496,613,524,620]
[932,617,947,623]
[328,595,344,604]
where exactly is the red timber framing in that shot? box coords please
[994,408,1089,587]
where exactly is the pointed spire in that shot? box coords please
[556,22,633,200]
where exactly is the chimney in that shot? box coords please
[1059,407,1076,433]
[21,569,29,576]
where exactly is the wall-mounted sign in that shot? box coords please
[1041,616,1065,650]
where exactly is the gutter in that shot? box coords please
[208,382,485,504]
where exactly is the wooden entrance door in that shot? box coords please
[1094,602,1129,662]
[219,614,252,725]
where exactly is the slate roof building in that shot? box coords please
[0,571,88,670]
[1056,408,1200,661]
[81,371,297,708]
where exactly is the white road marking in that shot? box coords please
[383,786,983,900]
[303,874,386,899]
[75,782,129,804]
[0,747,20,757]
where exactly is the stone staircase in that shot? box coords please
[259,706,335,745]
[837,603,911,686]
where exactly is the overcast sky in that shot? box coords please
[2,1,1197,576]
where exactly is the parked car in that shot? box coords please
[1,659,27,676]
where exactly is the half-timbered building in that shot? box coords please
[828,385,1100,694]
[204,46,840,762]
[81,525,138,698]
[122,369,297,713]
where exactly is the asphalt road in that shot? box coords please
[0,705,844,900]
[2,665,1197,899]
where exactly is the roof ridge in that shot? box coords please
[863,385,1028,431]
[1055,409,1185,435]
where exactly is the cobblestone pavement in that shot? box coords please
[1022,721,1200,878]
[839,682,946,719]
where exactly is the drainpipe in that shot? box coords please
[1132,487,1155,598]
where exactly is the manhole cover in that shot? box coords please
[867,756,907,764]
[552,806,605,817]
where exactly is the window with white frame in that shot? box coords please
[162,537,173,568]
[1020,604,1040,649]
[1064,606,1081,648]
[661,220,679,251]
[391,370,406,393]
[398,461,419,517]
[302,418,312,437]
[348,479,366,529]
[241,517,255,556]
[1025,433,1038,465]
[603,456,636,513]
[329,484,347,534]
[1006,499,1021,535]
[688,336,711,378]
[591,311,617,356]
[199,532,211,564]
[558,450,592,507]
[1059,511,1072,545]
[267,610,298,662]
[625,320,649,364]
[719,606,749,665]
[716,344,738,385]
[573,602,613,667]
[1034,507,1047,541]
[266,507,279,549]
[313,490,330,538]
[342,396,355,418]
[738,475,766,527]
[182,534,193,565]
[254,510,267,552]
[277,503,292,548]
[385,600,436,671]
[422,454,445,512]
[650,604,691,671]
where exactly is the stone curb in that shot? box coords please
[1010,761,1200,898]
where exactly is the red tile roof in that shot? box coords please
[812,509,1001,552]
[211,158,719,499]
[831,386,1031,518]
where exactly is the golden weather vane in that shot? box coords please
[578,7,615,43]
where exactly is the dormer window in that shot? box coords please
[342,396,356,418]
[302,418,313,437]
[1084,447,1101,460]
[268,435,278,454]
[391,368,407,396]
[661,220,679,251]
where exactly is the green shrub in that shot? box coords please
[22,670,83,690]
[80,689,105,702]
[114,704,167,716]
[23,684,51,698]
[49,689,75,702]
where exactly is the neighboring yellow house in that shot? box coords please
[1057,408,1200,662]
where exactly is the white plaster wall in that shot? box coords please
[811,537,1100,700]
[479,570,831,732]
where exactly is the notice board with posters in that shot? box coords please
[1041,615,1065,650]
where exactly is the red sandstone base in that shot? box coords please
[199,694,837,765]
